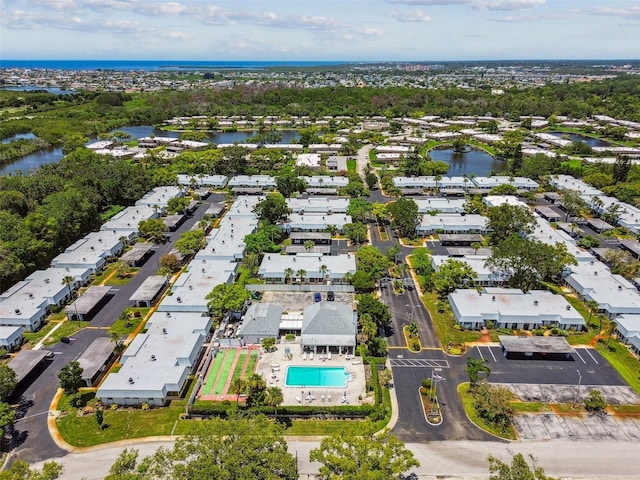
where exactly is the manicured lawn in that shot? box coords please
[245,350,259,375]
[202,351,227,396]
[422,292,481,345]
[595,342,640,395]
[104,269,140,286]
[230,351,248,384]
[284,419,378,436]
[108,315,142,337]
[23,319,89,347]
[56,393,187,447]
[458,383,517,440]
[214,350,236,395]
[346,158,356,174]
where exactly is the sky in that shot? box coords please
[1,0,639,61]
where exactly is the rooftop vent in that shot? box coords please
[150,355,156,361]
[166,312,171,317]
[98,238,103,243]
[534,300,539,306]
[162,328,167,334]
[44,278,50,283]
[492,296,496,301]
[618,285,622,290]
[594,271,598,276]
[177,297,182,303]
[15,309,21,315]
[566,305,571,310]
[128,377,135,384]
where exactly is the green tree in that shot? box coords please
[230,377,247,407]
[261,337,276,352]
[253,192,291,224]
[487,453,558,480]
[263,386,284,418]
[466,357,491,387]
[104,449,150,480]
[95,407,104,429]
[276,172,307,197]
[486,236,576,292]
[310,430,419,480]
[584,389,607,413]
[356,245,391,280]
[174,229,205,255]
[206,283,250,318]
[0,459,63,480]
[409,247,433,276]
[159,253,181,273]
[0,401,16,449]
[0,365,17,402]
[431,258,477,299]
[365,172,378,190]
[58,361,83,406]
[304,240,315,252]
[561,190,589,222]
[113,415,297,480]
[388,198,421,239]
[62,133,88,155]
[471,381,513,432]
[138,218,166,244]
[351,270,375,293]
[343,222,368,244]
[357,294,392,330]
[372,203,388,223]
[347,198,373,223]
[486,204,535,245]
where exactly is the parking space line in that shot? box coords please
[573,348,586,364]
[487,346,497,362]
[582,347,599,365]
[476,346,484,360]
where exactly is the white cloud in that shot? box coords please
[592,5,640,18]
[387,0,545,10]
[389,9,432,22]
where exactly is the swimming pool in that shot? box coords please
[285,366,349,388]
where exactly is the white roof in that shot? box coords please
[284,213,351,231]
[300,176,349,188]
[483,195,529,208]
[287,197,349,213]
[135,186,183,208]
[101,205,157,232]
[258,253,356,280]
[295,153,322,168]
[550,175,603,197]
[414,198,466,213]
[419,214,488,232]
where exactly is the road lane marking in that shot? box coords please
[582,347,599,364]
[573,349,586,364]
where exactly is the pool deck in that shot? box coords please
[257,345,368,406]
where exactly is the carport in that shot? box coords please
[499,336,576,360]
[65,285,112,321]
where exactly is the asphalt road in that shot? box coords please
[9,194,224,466]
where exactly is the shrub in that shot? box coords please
[421,378,432,390]
[584,389,607,413]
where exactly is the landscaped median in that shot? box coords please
[457,382,518,440]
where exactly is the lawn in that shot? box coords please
[202,352,226,396]
[104,268,140,286]
[23,318,89,347]
[346,158,356,174]
[422,291,482,345]
[457,383,517,440]
[108,314,142,336]
[56,393,187,447]
[509,401,552,413]
[595,342,640,396]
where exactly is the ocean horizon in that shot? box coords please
[0,59,349,71]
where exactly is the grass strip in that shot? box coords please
[595,342,640,396]
[229,352,248,385]
[213,350,237,395]
[244,350,259,376]
[202,351,227,396]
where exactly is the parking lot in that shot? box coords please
[513,412,640,441]
[471,345,626,387]
[259,290,355,313]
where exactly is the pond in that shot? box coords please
[428,147,506,176]
[1,132,37,144]
[0,128,300,175]
[548,132,610,148]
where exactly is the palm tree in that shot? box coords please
[319,264,328,282]
[108,329,124,352]
[465,357,491,388]
[585,300,600,329]
[284,267,294,285]
[263,386,284,418]
[62,275,79,323]
[358,313,377,343]
[343,271,354,285]
[304,240,315,252]
[471,242,482,254]
[296,269,307,284]
[605,321,617,347]
[230,378,247,407]
[434,174,442,192]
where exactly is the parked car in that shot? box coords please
[327,291,335,301]
[314,292,322,302]
[60,337,71,344]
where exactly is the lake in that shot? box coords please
[429,147,506,176]
[548,132,610,148]
[0,128,300,175]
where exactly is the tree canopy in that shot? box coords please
[0,365,17,402]
[309,430,419,480]
[487,453,557,480]
[253,192,291,225]
[486,204,536,245]
[387,198,421,239]
[206,283,250,318]
[355,245,391,280]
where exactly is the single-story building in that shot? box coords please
[301,302,357,355]
[236,303,284,345]
[448,288,585,331]
[119,243,155,267]
[0,326,23,351]
[499,336,576,360]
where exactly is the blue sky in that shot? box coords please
[1,0,638,61]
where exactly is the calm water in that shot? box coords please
[0,86,76,95]
[1,133,37,144]
[285,366,349,388]
[429,147,506,176]
[549,132,610,148]
[0,128,299,175]
[1,60,344,71]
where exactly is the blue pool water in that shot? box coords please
[285,366,349,388]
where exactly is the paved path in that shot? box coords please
[28,438,640,480]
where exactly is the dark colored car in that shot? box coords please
[60,337,71,344]
[327,291,335,301]
[314,292,322,302]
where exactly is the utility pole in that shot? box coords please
[572,369,582,408]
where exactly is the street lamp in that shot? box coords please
[572,369,582,408]
[406,304,418,322]
[429,368,444,415]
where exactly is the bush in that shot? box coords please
[285,333,295,341]
[421,378,432,390]
[584,389,607,413]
